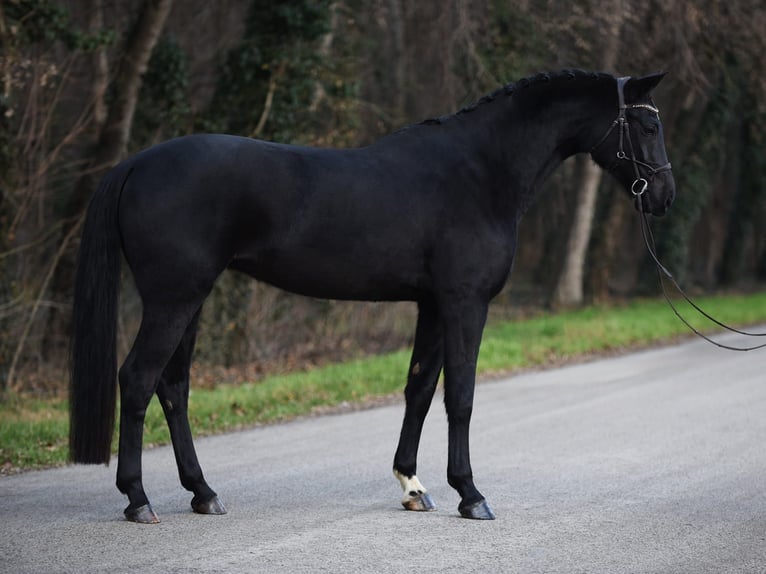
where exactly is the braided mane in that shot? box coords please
[414,69,614,128]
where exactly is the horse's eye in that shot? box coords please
[642,124,658,137]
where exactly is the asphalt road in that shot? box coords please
[2,330,766,574]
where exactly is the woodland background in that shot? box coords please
[1,0,765,395]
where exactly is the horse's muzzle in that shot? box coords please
[637,175,675,217]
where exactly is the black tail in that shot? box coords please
[69,164,129,464]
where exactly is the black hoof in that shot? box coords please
[402,492,437,512]
[458,499,495,520]
[192,494,227,515]
[124,503,160,524]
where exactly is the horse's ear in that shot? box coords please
[625,72,667,99]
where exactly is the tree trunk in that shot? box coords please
[387,0,406,124]
[552,159,603,305]
[551,4,623,306]
[92,0,175,174]
[309,1,338,113]
[89,0,109,131]
[38,0,174,366]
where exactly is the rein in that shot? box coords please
[594,76,766,352]
[638,211,766,351]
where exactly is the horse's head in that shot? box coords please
[590,73,675,216]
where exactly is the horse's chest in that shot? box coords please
[433,225,517,296]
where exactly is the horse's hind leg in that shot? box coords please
[116,302,202,523]
[393,298,443,511]
[156,310,226,516]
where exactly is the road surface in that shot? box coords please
[2,330,766,573]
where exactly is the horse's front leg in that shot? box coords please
[442,297,495,520]
[393,299,443,511]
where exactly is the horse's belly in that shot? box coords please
[229,249,425,302]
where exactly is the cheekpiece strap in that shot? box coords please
[616,76,631,112]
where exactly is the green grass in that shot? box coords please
[2,292,766,472]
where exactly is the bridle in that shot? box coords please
[590,76,672,199]
[592,77,766,351]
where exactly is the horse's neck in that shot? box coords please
[375,82,606,216]
[464,91,598,213]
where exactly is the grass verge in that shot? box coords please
[2,292,765,473]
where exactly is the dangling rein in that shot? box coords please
[594,76,765,351]
[637,210,766,351]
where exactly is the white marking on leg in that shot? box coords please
[393,469,427,507]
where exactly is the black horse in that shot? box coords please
[70,70,675,523]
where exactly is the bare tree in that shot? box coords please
[85,0,174,181]
[552,1,625,306]
[7,0,175,390]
